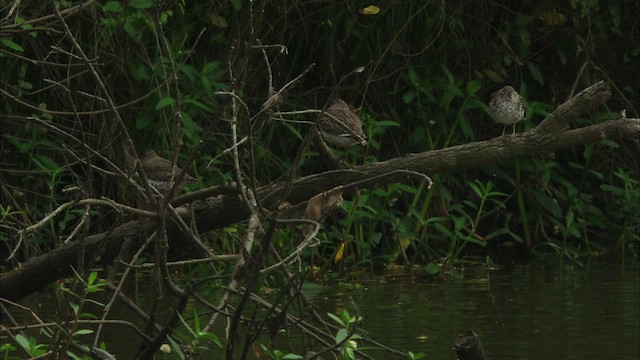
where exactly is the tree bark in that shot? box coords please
[2,81,638,300]
[1,222,139,300]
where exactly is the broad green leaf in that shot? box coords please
[103,1,122,12]
[155,96,176,110]
[15,334,30,350]
[425,262,441,275]
[335,328,348,344]
[536,192,562,218]
[403,90,416,104]
[360,5,380,15]
[466,80,482,96]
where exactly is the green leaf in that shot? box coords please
[599,139,620,148]
[155,96,176,110]
[527,62,544,85]
[70,302,79,315]
[327,312,344,326]
[130,61,151,81]
[1,37,24,52]
[374,120,401,127]
[407,66,419,86]
[536,192,562,218]
[466,80,482,95]
[183,98,214,113]
[402,90,416,104]
[282,354,304,359]
[193,308,201,333]
[440,64,455,84]
[102,1,122,12]
[34,155,62,173]
[18,79,33,90]
[136,115,152,129]
[583,144,594,160]
[87,271,98,286]
[73,329,94,336]
[166,336,185,358]
[283,122,303,140]
[129,0,154,9]
[457,112,473,139]
[209,14,228,28]
[15,334,30,350]
[230,0,242,11]
[468,181,483,199]
[484,69,504,83]
[425,262,442,275]
[335,328,348,344]
[181,112,202,142]
[599,184,623,196]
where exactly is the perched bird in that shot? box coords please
[142,149,196,191]
[316,99,367,147]
[489,85,525,135]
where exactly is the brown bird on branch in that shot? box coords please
[142,149,196,191]
[316,99,367,147]
[489,85,526,135]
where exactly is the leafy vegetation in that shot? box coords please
[1,0,638,358]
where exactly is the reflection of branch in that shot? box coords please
[94,234,155,346]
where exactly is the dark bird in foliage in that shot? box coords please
[142,149,196,191]
[489,85,525,135]
[316,99,367,147]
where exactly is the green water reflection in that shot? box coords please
[7,259,638,359]
[305,260,639,359]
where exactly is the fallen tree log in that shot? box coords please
[2,81,638,300]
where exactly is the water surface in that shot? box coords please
[6,259,638,359]
[305,260,639,359]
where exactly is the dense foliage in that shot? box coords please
[2,0,638,266]
[1,0,638,358]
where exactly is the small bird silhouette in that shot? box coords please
[142,150,196,191]
[489,86,525,135]
[316,99,367,147]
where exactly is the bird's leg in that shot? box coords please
[512,123,516,135]
[501,126,507,136]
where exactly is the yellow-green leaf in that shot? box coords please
[210,14,228,28]
[540,11,567,26]
[360,5,380,15]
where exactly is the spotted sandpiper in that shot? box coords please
[142,149,196,191]
[316,99,367,147]
[489,85,525,135]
